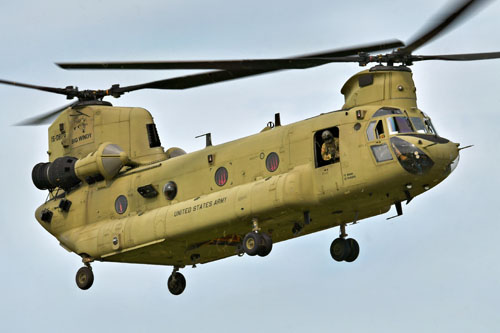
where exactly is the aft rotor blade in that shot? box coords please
[14,102,78,126]
[57,39,404,70]
[401,0,491,54]
[412,51,500,61]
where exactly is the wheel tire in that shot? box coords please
[168,272,186,296]
[75,266,94,290]
[330,238,350,262]
[243,232,263,256]
[257,233,273,257]
[344,238,360,262]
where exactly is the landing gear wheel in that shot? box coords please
[243,232,263,256]
[168,272,186,296]
[257,233,273,257]
[75,266,94,290]
[330,238,350,262]
[344,238,360,262]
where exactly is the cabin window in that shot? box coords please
[366,120,386,141]
[315,127,339,168]
[115,195,128,214]
[163,181,177,200]
[215,167,228,186]
[266,153,279,172]
[146,123,161,148]
[386,116,414,135]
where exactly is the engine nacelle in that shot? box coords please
[32,143,129,190]
[32,157,80,190]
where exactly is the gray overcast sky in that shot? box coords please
[0,0,499,332]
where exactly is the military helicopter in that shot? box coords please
[1,0,498,295]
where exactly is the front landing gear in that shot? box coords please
[242,218,273,257]
[75,265,94,290]
[168,268,186,295]
[330,238,359,262]
[330,224,360,262]
[242,232,273,257]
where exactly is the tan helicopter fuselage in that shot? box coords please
[34,66,459,267]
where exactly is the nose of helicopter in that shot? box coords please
[424,139,460,177]
[390,135,459,179]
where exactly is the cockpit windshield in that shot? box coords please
[409,117,427,133]
[386,116,414,135]
[410,113,438,135]
[370,107,439,137]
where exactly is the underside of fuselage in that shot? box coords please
[99,192,396,267]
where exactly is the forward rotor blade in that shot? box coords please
[401,0,491,54]
[14,102,78,126]
[0,79,75,97]
[58,57,364,71]
[412,51,500,61]
[100,40,404,92]
[281,39,404,58]
[57,39,404,70]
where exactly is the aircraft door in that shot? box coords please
[366,119,395,165]
[313,126,343,196]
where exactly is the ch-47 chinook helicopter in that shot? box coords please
[1,0,499,295]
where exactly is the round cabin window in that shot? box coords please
[266,153,279,172]
[115,195,128,214]
[215,167,228,186]
[163,181,177,200]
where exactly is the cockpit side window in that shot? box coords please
[366,120,386,141]
[366,121,376,141]
[371,144,393,162]
[315,127,339,168]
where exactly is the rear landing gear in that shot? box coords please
[168,268,186,295]
[330,224,360,262]
[75,256,94,290]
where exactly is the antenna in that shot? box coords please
[195,133,212,147]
